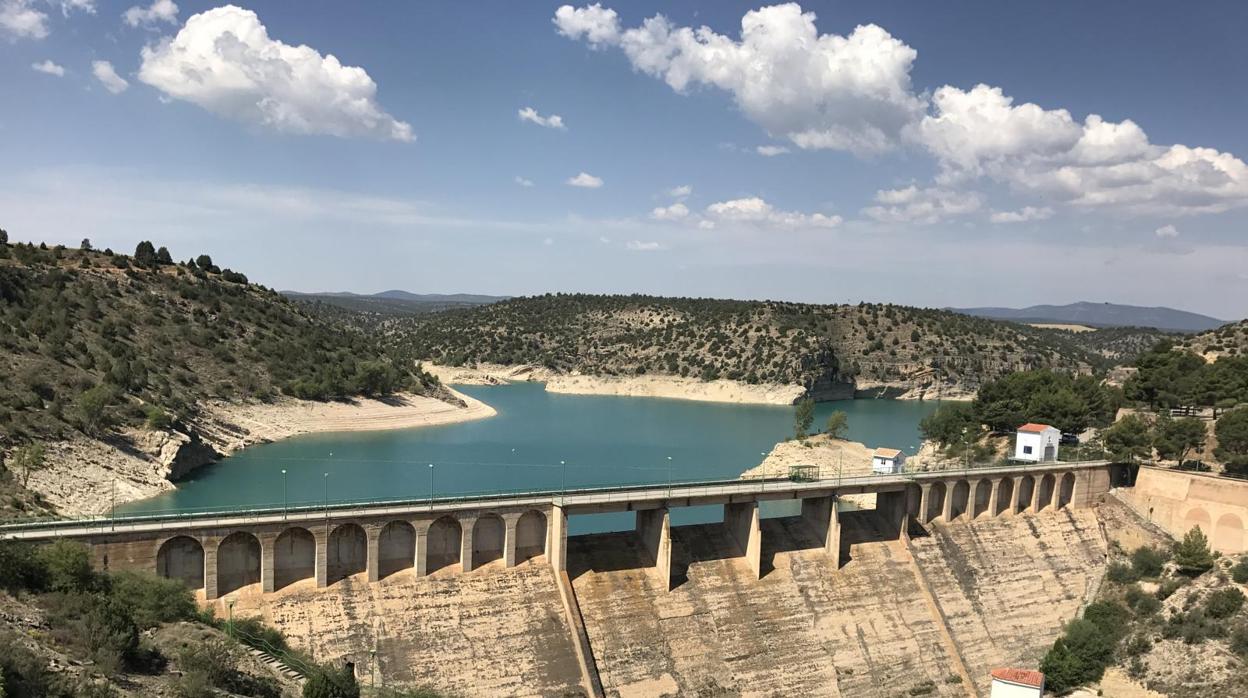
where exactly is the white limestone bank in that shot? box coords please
[424,362,806,406]
[27,389,494,517]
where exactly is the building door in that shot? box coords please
[1043,445,1055,462]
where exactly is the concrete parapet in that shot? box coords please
[723,501,761,579]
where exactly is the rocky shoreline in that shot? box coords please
[424,362,974,406]
[26,388,495,517]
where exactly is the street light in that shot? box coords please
[561,460,567,502]
[281,469,287,519]
[760,452,767,492]
[428,463,434,511]
[111,478,116,531]
[323,473,329,523]
[666,456,673,497]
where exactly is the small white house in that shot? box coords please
[1014,423,1061,463]
[872,448,905,474]
[989,668,1044,697]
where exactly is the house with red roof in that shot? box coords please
[1014,423,1061,463]
[989,667,1044,697]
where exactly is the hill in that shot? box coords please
[952,301,1226,332]
[284,289,505,317]
[1179,319,1248,359]
[0,239,448,518]
[376,293,1106,399]
[1054,326,1182,363]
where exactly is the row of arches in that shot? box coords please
[918,472,1077,523]
[156,510,549,596]
[1182,507,1245,554]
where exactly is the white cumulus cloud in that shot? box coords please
[1,0,48,39]
[123,0,177,28]
[862,186,982,224]
[913,84,1248,216]
[555,3,925,156]
[138,6,413,141]
[1155,224,1179,238]
[566,172,603,188]
[514,176,535,187]
[626,240,664,251]
[518,106,566,130]
[92,60,129,94]
[990,206,1053,224]
[667,184,692,199]
[31,59,64,76]
[756,145,790,157]
[650,202,688,221]
[706,196,841,229]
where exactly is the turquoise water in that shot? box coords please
[120,382,940,533]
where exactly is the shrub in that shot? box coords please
[1123,633,1152,657]
[1124,586,1161,616]
[38,541,95,593]
[1106,562,1138,584]
[1156,578,1188,600]
[1231,623,1248,657]
[303,662,360,698]
[1231,558,1248,584]
[1040,618,1116,694]
[0,631,54,698]
[1130,546,1168,579]
[1173,526,1215,576]
[1205,587,1246,619]
[107,571,196,630]
[1162,608,1226,644]
[0,541,47,593]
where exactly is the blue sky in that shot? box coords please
[2,1,1247,318]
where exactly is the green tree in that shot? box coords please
[0,228,7,245]
[10,442,46,487]
[824,411,848,440]
[1215,407,1248,466]
[39,540,95,593]
[919,402,978,447]
[1173,525,1215,576]
[80,238,92,251]
[1040,618,1116,694]
[1153,415,1207,464]
[1130,546,1168,578]
[195,254,217,273]
[76,384,116,435]
[156,246,173,265]
[1103,414,1151,463]
[133,241,157,268]
[303,663,360,698]
[793,398,815,440]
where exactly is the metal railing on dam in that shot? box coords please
[0,458,1113,541]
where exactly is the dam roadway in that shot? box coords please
[0,459,1118,601]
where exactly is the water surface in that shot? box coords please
[122,382,940,533]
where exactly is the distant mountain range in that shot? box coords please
[283,290,507,316]
[951,302,1226,333]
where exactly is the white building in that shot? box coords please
[872,448,905,474]
[989,668,1044,697]
[1014,423,1060,463]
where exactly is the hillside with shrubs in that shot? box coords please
[0,234,446,517]
[371,293,1104,395]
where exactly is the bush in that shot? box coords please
[1173,526,1215,576]
[1123,633,1152,657]
[0,630,54,698]
[1231,558,1248,584]
[38,541,95,593]
[1124,585,1161,616]
[1162,607,1226,644]
[1205,587,1246,619]
[1156,577,1188,600]
[1231,623,1248,657]
[107,571,196,630]
[1106,562,1138,584]
[1040,618,1116,694]
[1130,546,1168,579]
[0,541,47,593]
[303,663,360,698]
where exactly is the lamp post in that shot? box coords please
[370,647,377,688]
[323,473,329,523]
[110,478,116,531]
[666,456,673,498]
[560,460,567,503]
[227,599,235,637]
[428,463,434,511]
[760,452,767,493]
[281,469,287,519]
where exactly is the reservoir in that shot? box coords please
[121,382,941,533]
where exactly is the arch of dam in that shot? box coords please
[0,460,1117,600]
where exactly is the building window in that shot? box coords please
[1023,445,1033,455]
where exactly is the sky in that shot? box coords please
[2,1,1247,319]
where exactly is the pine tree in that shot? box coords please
[1173,525,1215,576]
[156,246,173,265]
[134,241,157,267]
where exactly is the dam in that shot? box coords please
[1,459,1126,696]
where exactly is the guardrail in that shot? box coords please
[0,458,1113,537]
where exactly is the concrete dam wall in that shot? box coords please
[225,503,1111,697]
